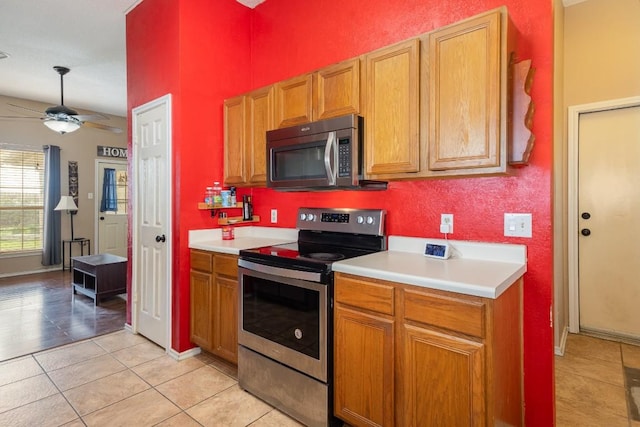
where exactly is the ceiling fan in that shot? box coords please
[1,66,123,135]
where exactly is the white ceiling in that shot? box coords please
[0,0,138,118]
[0,0,266,119]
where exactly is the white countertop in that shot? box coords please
[332,236,527,299]
[188,226,297,255]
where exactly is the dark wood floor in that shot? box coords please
[0,270,126,362]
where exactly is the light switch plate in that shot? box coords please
[504,213,532,238]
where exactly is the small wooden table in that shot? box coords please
[72,254,127,306]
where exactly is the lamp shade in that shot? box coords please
[54,195,78,211]
[44,119,81,134]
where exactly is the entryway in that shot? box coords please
[568,96,640,342]
[95,160,128,258]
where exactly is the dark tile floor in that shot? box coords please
[0,271,126,362]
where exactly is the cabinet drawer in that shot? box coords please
[190,250,213,273]
[403,289,485,338]
[215,253,238,277]
[335,274,394,316]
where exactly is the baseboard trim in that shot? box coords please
[168,346,201,361]
[555,326,568,356]
[0,266,62,279]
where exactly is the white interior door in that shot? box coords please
[578,105,640,340]
[132,95,172,348]
[96,160,128,258]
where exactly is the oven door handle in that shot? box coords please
[324,131,337,185]
[238,259,323,283]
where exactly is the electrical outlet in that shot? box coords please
[440,213,454,234]
[504,213,532,238]
[270,209,278,223]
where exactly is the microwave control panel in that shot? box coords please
[338,138,351,177]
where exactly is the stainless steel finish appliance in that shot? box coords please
[266,115,387,191]
[238,207,386,427]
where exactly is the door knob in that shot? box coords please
[155,234,166,243]
[100,216,105,220]
[581,228,591,236]
[581,212,591,220]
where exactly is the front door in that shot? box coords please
[578,104,640,340]
[132,95,172,348]
[96,160,128,258]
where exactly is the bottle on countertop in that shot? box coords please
[242,195,253,221]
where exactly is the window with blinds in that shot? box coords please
[0,148,45,253]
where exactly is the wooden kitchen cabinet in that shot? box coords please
[189,249,239,364]
[363,39,420,177]
[274,58,361,128]
[334,272,523,426]
[334,275,395,427]
[190,250,214,350]
[224,85,274,187]
[426,7,515,176]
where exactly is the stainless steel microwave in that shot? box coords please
[266,114,386,191]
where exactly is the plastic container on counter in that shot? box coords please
[222,225,234,240]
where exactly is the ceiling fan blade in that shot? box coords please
[73,113,109,121]
[82,121,123,134]
[7,103,45,116]
[0,115,43,119]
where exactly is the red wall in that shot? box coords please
[127,0,554,424]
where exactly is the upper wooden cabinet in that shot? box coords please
[224,7,518,183]
[427,7,515,176]
[275,58,361,128]
[224,85,274,187]
[363,39,420,177]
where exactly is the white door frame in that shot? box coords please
[567,95,640,333]
[94,158,127,254]
[131,94,173,349]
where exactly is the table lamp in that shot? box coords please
[55,195,78,240]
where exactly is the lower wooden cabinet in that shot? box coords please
[190,249,238,364]
[334,272,523,427]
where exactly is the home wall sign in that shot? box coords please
[97,145,128,158]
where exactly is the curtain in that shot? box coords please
[41,145,61,266]
[100,168,118,212]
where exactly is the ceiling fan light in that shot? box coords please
[44,120,80,134]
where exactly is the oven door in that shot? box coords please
[238,263,328,382]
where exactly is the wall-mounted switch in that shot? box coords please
[504,213,532,238]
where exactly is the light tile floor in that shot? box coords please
[556,333,640,427]
[0,330,304,427]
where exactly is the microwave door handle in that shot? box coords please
[324,131,337,185]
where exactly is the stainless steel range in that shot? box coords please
[238,207,386,427]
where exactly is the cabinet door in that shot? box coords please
[364,39,420,177]
[245,86,274,185]
[190,270,213,351]
[334,305,395,427]
[212,274,238,364]
[401,324,485,427]
[224,95,247,185]
[428,11,501,171]
[316,58,360,120]
[275,73,314,128]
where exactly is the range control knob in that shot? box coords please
[300,213,307,221]
[366,216,375,225]
[307,214,316,221]
[356,216,364,224]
